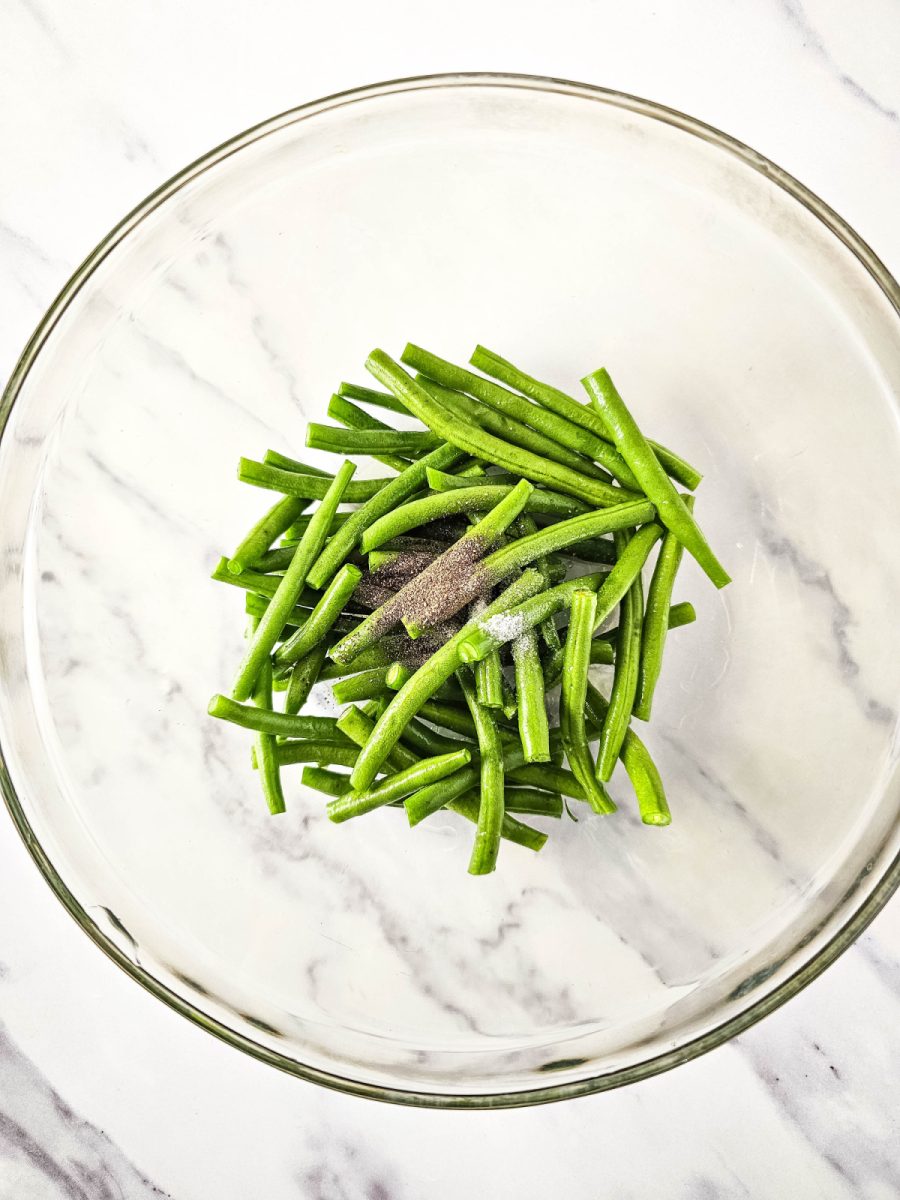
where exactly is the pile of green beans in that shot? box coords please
[208,342,729,875]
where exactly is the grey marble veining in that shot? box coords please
[1,2,899,1197]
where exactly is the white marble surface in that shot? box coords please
[1,1,898,1197]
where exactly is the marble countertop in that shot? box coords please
[1,2,898,1196]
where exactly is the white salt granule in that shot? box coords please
[481,611,526,643]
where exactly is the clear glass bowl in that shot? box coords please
[1,74,898,1108]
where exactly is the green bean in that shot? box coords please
[227,495,309,575]
[426,467,524,493]
[349,570,545,791]
[416,373,613,483]
[585,682,671,825]
[328,748,472,823]
[507,763,586,800]
[285,644,328,715]
[263,450,332,476]
[330,480,534,663]
[274,740,361,768]
[404,343,642,489]
[273,562,362,670]
[405,737,526,826]
[475,651,504,709]
[208,695,350,741]
[301,766,351,797]
[456,571,604,664]
[597,531,645,781]
[417,700,492,738]
[471,344,702,491]
[502,788,563,818]
[560,589,616,815]
[582,369,729,588]
[338,380,410,415]
[512,628,550,762]
[305,442,466,589]
[635,498,694,720]
[306,423,442,457]
[335,706,418,772]
[243,591,360,637]
[588,600,696,665]
[399,717,473,758]
[239,457,390,503]
[457,670,506,874]
[360,484,585,553]
[446,794,548,853]
[250,652,286,815]
[384,663,465,703]
[281,510,352,545]
[331,668,393,704]
[327,392,415,472]
[231,462,357,701]
[366,350,633,509]
[318,634,427,681]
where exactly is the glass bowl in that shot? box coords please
[1,74,898,1108]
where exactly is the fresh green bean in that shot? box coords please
[502,788,563,818]
[335,706,418,772]
[399,717,473,758]
[243,591,360,637]
[328,748,472,823]
[306,423,442,457]
[405,738,526,826]
[560,589,616,814]
[475,651,504,709]
[239,457,390,503]
[457,670,506,874]
[301,766,352,797]
[209,695,350,741]
[281,510,352,545]
[285,644,328,715]
[507,763,586,800]
[231,462,356,701]
[512,628,550,762]
[360,484,586,554]
[585,682,671,825]
[273,740,361,768]
[635,498,694,720]
[426,467,524,493]
[263,450,332,476]
[404,343,642,489]
[582,369,729,588]
[366,350,633,509]
[228,495,309,575]
[416,373,613,483]
[384,663,465,703]
[327,393,415,472]
[251,652,286,815]
[338,380,410,415]
[331,668,393,704]
[305,442,466,589]
[274,562,362,670]
[446,795,548,853]
[471,344,703,491]
[597,530,645,781]
[349,570,545,791]
[330,480,534,663]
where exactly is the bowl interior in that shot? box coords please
[1,78,899,1100]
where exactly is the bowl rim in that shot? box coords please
[1,70,898,1109]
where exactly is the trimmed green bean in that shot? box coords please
[475,651,504,709]
[231,462,356,701]
[209,695,349,741]
[243,591,360,637]
[457,670,505,874]
[471,344,702,491]
[597,531,645,781]
[507,763,586,800]
[349,570,545,791]
[582,369,729,588]
[274,740,361,768]
[281,510,352,545]
[331,667,392,704]
[366,350,633,509]
[306,423,442,456]
[399,717,473,758]
[384,663,465,704]
[301,766,351,797]
[305,442,466,589]
[251,655,286,815]
[512,628,550,762]
[635,498,694,720]
[560,589,616,814]
[285,644,328,715]
[228,495,309,575]
[263,450,331,476]
[274,562,362,670]
[588,600,696,666]
[585,682,671,825]
[239,457,390,503]
[337,380,410,415]
[405,738,527,827]
[502,788,563,818]
[327,392,415,472]
[416,373,613,482]
[327,748,472,823]
[447,795,548,853]
[404,343,641,489]
[426,467,523,493]
[335,706,418,772]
